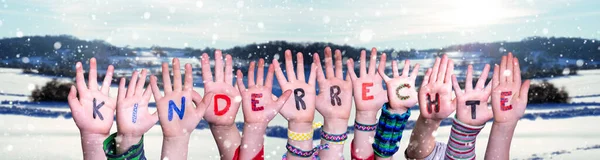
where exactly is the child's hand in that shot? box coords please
[273,50,317,123]
[68,58,116,135]
[491,53,531,124]
[236,59,292,124]
[201,50,242,126]
[451,64,493,126]
[116,69,158,137]
[314,47,353,120]
[349,48,388,113]
[378,55,420,113]
[418,55,455,120]
[151,58,213,138]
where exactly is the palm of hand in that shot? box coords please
[418,83,454,120]
[491,84,526,123]
[386,79,418,110]
[74,91,116,134]
[352,77,387,112]
[117,96,155,136]
[241,86,278,123]
[280,82,316,123]
[316,78,352,119]
[456,92,493,126]
[156,91,200,137]
[203,82,241,126]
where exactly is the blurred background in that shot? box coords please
[0,0,599,159]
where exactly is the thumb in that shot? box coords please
[274,90,293,112]
[192,91,214,117]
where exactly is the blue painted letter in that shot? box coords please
[168,97,186,121]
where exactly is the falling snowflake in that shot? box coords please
[143,12,151,19]
[236,1,244,8]
[257,22,264,29]
[576,59,584,67]
[542,28,549,35]
[322,16,330,24]
[359,29,374,42]
[27,83,35,91]
[0,20,3,27]
[16,31,23,38]
[53,42,62,50]
[22,57,30,64]
[196,1,204,8]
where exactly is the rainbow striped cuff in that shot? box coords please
[445,118,485,160]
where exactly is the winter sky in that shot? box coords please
[0,0,599,49]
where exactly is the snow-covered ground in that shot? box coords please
[1,67,600,159]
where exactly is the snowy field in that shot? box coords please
[1,67,600,159]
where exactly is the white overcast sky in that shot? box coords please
[0,0,599,49]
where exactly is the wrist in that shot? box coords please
[387,107,408,114]
[323,118,349,134]
[356,110,379,124]
[492,120,518,129]
[288,121,313,133]
[81,132,108,141]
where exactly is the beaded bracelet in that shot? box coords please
[354,121,377,131]
[288,129,313,141]
[320,130,348,145]
[286,143,329,158]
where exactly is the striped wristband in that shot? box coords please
[445,118,485,160]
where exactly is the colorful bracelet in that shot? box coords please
[445,118,485,160]
[286,143,329,158]
[288,129,313,141]
[103,133,145,160]
[321,130,348,145]
[354,121,377,131]
[372,103,411,158]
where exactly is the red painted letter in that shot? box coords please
[214,94,231,116]
[500,91,513,111]
[362,83,374,100]
[251,93,264,111]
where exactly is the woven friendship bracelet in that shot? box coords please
[354,121,377,131]
[445,118,485,160]
[288,129,313,141]
[372,103,411,158]
[320,130,348,145]
[286,143,329,158]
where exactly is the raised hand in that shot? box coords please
[236,59,292,124]
[349,48,388,114]
[67,57,115,159]
[151,58,212,138]
[418,55,455,120]
[201,50,242,126]
[491,53,531,123]
[378,54,420,112]
[314,47,353,121]
[451,64,494,126]
[115,69,158,153]
[273,50,317,123]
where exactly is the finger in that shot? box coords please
[67,86,82,113]
[500,56,507,84]
[519,80,531,102]
[437,55,448,83]
[492,64,500,87]
[201,53,214,82]
[88,58,98,90]
[324,47,335,79]
[257,59,265,86]
[445,60,454,84]
[100,65,114,95]
[274,90,293,112]
[75,62,88,93]
[391,60,399,78]
[452,75,463,96]
[402,59,410,77]
[150,76,162,101]
[265,65,275,88]
[411,63,420,81]
[284,50,297,81]
[430,57,441,84]
[135,69,148,96]
[184,63,193,90]
[368,48,378,75]
[273,59,288,85]
[308,63,317,85]
[248,61,256,86]
[334,49,343,79]
[476,64,491,90]
[296,52,306,82]
[347,58,358,80]
[236,70,247,92]
[465,65,474,91]
[225,54,234,85]
[377,53,391,81]
[193,92,214,119]
[214,50,224,83]
[127,71,139,98]
[359,50,367,76]
[421,68,432,87]
[513,57,522,87]
[143,84,153,102]
[314,54,327,83]
[506,53,514,83]
[161,62,173,94]
[117,78,126,102]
